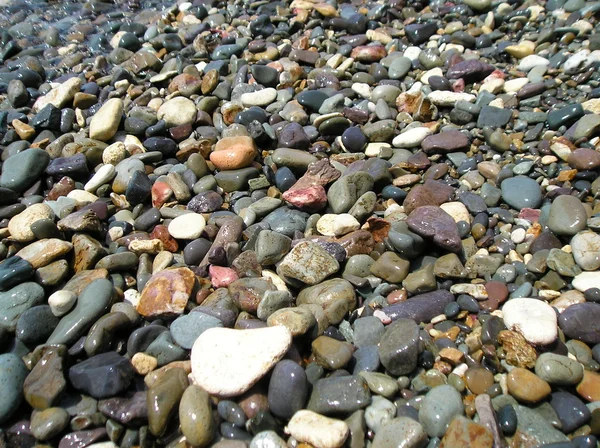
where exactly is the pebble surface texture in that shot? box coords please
[0,0,600,446]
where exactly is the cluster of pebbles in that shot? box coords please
[1,0,600,446]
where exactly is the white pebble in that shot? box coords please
[48,290,77,317]
[168,213,206,239]
[502,298,558,345]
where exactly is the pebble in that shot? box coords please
[502,298,558,345]
[286,410,349,448]
[190,326,292,397]
[0,0,598,444]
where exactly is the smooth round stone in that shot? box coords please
[418,385,464,438]
[180,385,215,446]
[268,360,308,419]
[48,290,77,317]
[0,281,45,331]
[388,57,412,79]
[168,213,206,239]
[571,231,600,271]
[500,176,542,210]
[359,372,399,399]
[497,404,517,435]
[341,127,367,153]
[147,367,188,436]
[307,375,371,415]
[89,98,124,141]
[547,195,587,236]
[502,298,557,345]
[15,305,59,345]
[0,353,28,423]
[191,326,292,397]
[559,302,600,344]
[0,148,50,193]
[69,352,134,399]
[312,336,354,370]
[372,417,427,448]
[549,391,591,433]
[365,396,396,433]
[297,90,328,112]
[30,407,70,441]
[286,410,349,448]
[507,368,551,403]
[535,352,584,388]
[378,318,420,376]
[464,367,494,395]
[170,311,223,349]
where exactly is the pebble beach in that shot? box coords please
[0,0,599,446]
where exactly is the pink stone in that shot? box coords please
[209,265,239,288]
[518,208,541,223]
[282,185,328,212]
[483,69,506,83]
[452,78,465,92]
[152,181,173,208]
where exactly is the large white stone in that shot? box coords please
[517,55,549,72]
[572,271,600,292]
[241,88,277,107]
[427,91,475,107]
[392,127,432,148]
[157,97,197,128]
[571,231,600,271]
[167,213,205,240]
[190,326,292,397]
[316,213,360,237]
[502,298,557,345]
[90,98,123,141]
[33,77,82,112]
[286,410,349,448]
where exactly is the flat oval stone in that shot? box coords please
[179,385,215,446]
[501,176,542,210]
[547,195,587,236]
[0,282,45,331]
[418,385,464,438]
[502,298,558,345]
[535,353,584,386]
[0,353,28,423]
[558,302,600,344]
[378,318,420,376]
[268,360,308,419]
[307,375,371,415]
[69,351,134,399]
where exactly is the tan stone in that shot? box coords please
[576,370,600,402]
[210,136,256,170]
[507,368,551,403]
[132,353,158,375]
[136,267,196,317]
[16,239,73,269]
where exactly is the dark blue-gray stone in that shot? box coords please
[16,305,59,345]
[0,256,34,291]
[268,360,308,419]
[0,282,45,332]
[549,391,590,433]
[382,290,455,323]
[307,375,371,415]
[69,351,134,399]
[500,176,543,210]
[169,311,223,349]
[0,353,28,423]
[0,148,50,192]
[477,105,513,128]
[378,318,420,375]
